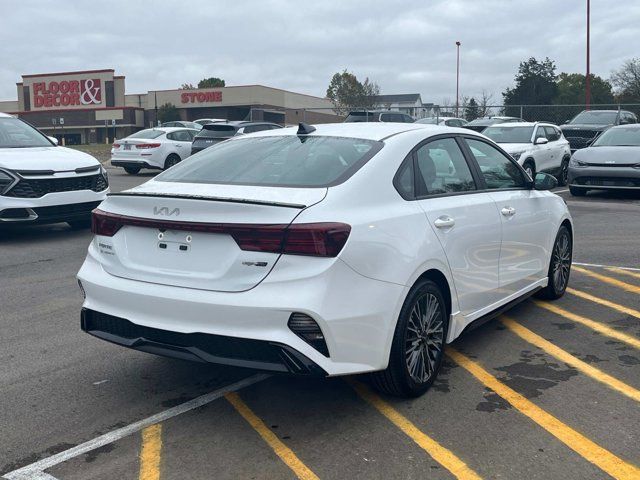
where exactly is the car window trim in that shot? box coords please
[458,135,532,191]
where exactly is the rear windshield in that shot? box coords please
[416,118,439,124]
[570,111,619,125]
[592,127,640,147]
[157,135,383,187]
[196,125,239,138]
[483,126,534,143]
[128,129,165,139]
[345,112,376,122]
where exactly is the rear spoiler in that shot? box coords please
[107,191,306,209]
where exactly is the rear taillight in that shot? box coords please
[90,210,350,257]
[136,143,161,149]
[112,143,120,149]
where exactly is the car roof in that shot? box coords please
[241,122,477,142]
[0,112,13,118]
[140,127,195,133]
[610,123,640,129]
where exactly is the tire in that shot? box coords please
[124,166,141,175]
[164,154,181,170]
[369,279,449,398]
[67,218,92,230]
[569,186,587,196]
[523,159,536,181]
[536,225,572,300]
[557,156,570,186]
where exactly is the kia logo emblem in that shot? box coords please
[153,207,180,216]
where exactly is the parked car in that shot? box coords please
[482,122,571,184]
[111,127,199,174]
[193,118,226,126]
[568,124,640,196]
[191,121,282,155]
[79,122,572,398]
[344,111,415,123]
[560,110,637,152]
[416,117,468,128]
[160,121,203,130]
[464,116,524,132]
[0,113,108,228]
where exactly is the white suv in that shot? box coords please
[0,113,108,228]
[483,122,571,185]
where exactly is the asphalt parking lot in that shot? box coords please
[1,167,639,480]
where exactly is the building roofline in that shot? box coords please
[22,69,116,79]
[149,84,330,101]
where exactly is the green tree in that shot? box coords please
[326,70,380,115]
[503,57,557,118]
[611,58,640,102]
[463,97,480,120]
[158,103,179,123]
[198,77,226,88]
[555,73,614,105]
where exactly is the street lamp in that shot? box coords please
[456,41,461,117]
[585,0,591,109]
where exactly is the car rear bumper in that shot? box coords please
[0,189,107,224]
[111,159,162,170]
[568,165,640,190]
[81,308,328,375]
[77,245,407,376]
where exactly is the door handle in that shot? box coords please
[175,144,182,147]
[434,216,455,229]
[501,207,516,217]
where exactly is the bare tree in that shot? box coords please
[478,90,494,117]
[611,58,640,102]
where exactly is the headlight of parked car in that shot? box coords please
[510,151,525,161]
[569,157,588,167]
[0,169,18,195]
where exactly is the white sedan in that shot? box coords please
[110,127,199,174]
[78,122,572,397]
[483,122,571,185]
[0,112,108,228]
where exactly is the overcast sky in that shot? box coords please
[1,0,638,105]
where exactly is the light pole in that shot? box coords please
[456,41,461,117]
[586,0,591,109]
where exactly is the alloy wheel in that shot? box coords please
[552,232,571,291]
[405,293,444,383]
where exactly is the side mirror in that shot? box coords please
[534,172,558,190]
[48,136,59,145]
[534,137,548,145]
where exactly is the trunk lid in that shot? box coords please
[94,181,326,292]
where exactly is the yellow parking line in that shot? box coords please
[501,316,640,402]
[573,266,640,294]
[532,300,640,350]
[225,392,319,480]
[567,287,640,320]
[348,379,482,480]
[606,267,640,281]
[447,348,640,480]
[139,424,162,480]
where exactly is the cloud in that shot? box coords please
[1,0,638,105]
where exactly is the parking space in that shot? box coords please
[1,169,639,480]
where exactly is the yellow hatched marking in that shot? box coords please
[447,348,640,480]
[573,266,640,294]
[533,300,640,349]
[225,392,319,480]
[502,316,640,402]
[348,379,482,480]
[139,424,162,480]
[567,287,640,320]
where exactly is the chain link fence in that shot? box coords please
[242,103,640,126]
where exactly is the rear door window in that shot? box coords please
[414,138,476,196]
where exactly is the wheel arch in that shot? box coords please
[414,268,452,318]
